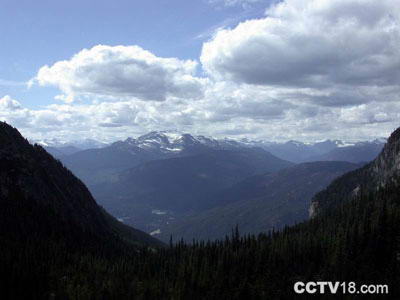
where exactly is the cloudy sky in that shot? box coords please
[1,0,399,142]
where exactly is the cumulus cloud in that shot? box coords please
[0,96,33,128]
[201,0,400,90]
[33,45,206,102]
[1,88,397,143]
[8,0,400,142]
[0,95,23,110]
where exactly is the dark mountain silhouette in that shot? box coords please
[0,121,163,249]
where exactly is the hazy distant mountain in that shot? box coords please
[241,138,386,163]
[92,148,293,233]
[32,138,108,158]
[304,140,384,163]
[57,131,386,184]
[158,161,359,242]
[33,137,108,150]
[60,131,275,186]
[44,145,82,157]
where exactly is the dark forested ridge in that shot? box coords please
[1,122,399,299]
[0,122,163,247]
[0,122,164,298]
[159,161,359,242]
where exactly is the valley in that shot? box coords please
[1,122,399,298]
[52,131,384,242]
[2,1,399,297]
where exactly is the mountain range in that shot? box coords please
[59,131,292,186]
[1,121,399,298]
[32,138,108,158]
[33,137,108,150]
[60,131,248,186]
[244,138,385,163]
[48,131,385,237]
[50,131,385,164]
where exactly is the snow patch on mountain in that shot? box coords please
[150,229,161,236]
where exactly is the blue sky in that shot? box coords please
[1,0,399,142]
[0,0,269,108]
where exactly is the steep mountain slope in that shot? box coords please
[310,127,400,217]
[159,161,359,242]
[93,148,292,233]
[0,121,163,249]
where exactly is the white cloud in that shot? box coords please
[7,0,400,142]
[0,96,33,128]
[33,45,206,103]
[201,0,400,91]
[0,95,23,110]
[1,87,397,143]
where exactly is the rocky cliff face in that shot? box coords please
[371,127,400,187]
[310,127,400,218]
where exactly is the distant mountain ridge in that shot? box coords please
[242,138,385,163]
[32,137,108,150]
[303,140,384,163]
[32,138,109,158]
[58,131,386,186]
[39,130,386,163]
[109,131,250,156]
[60,131,279,186]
